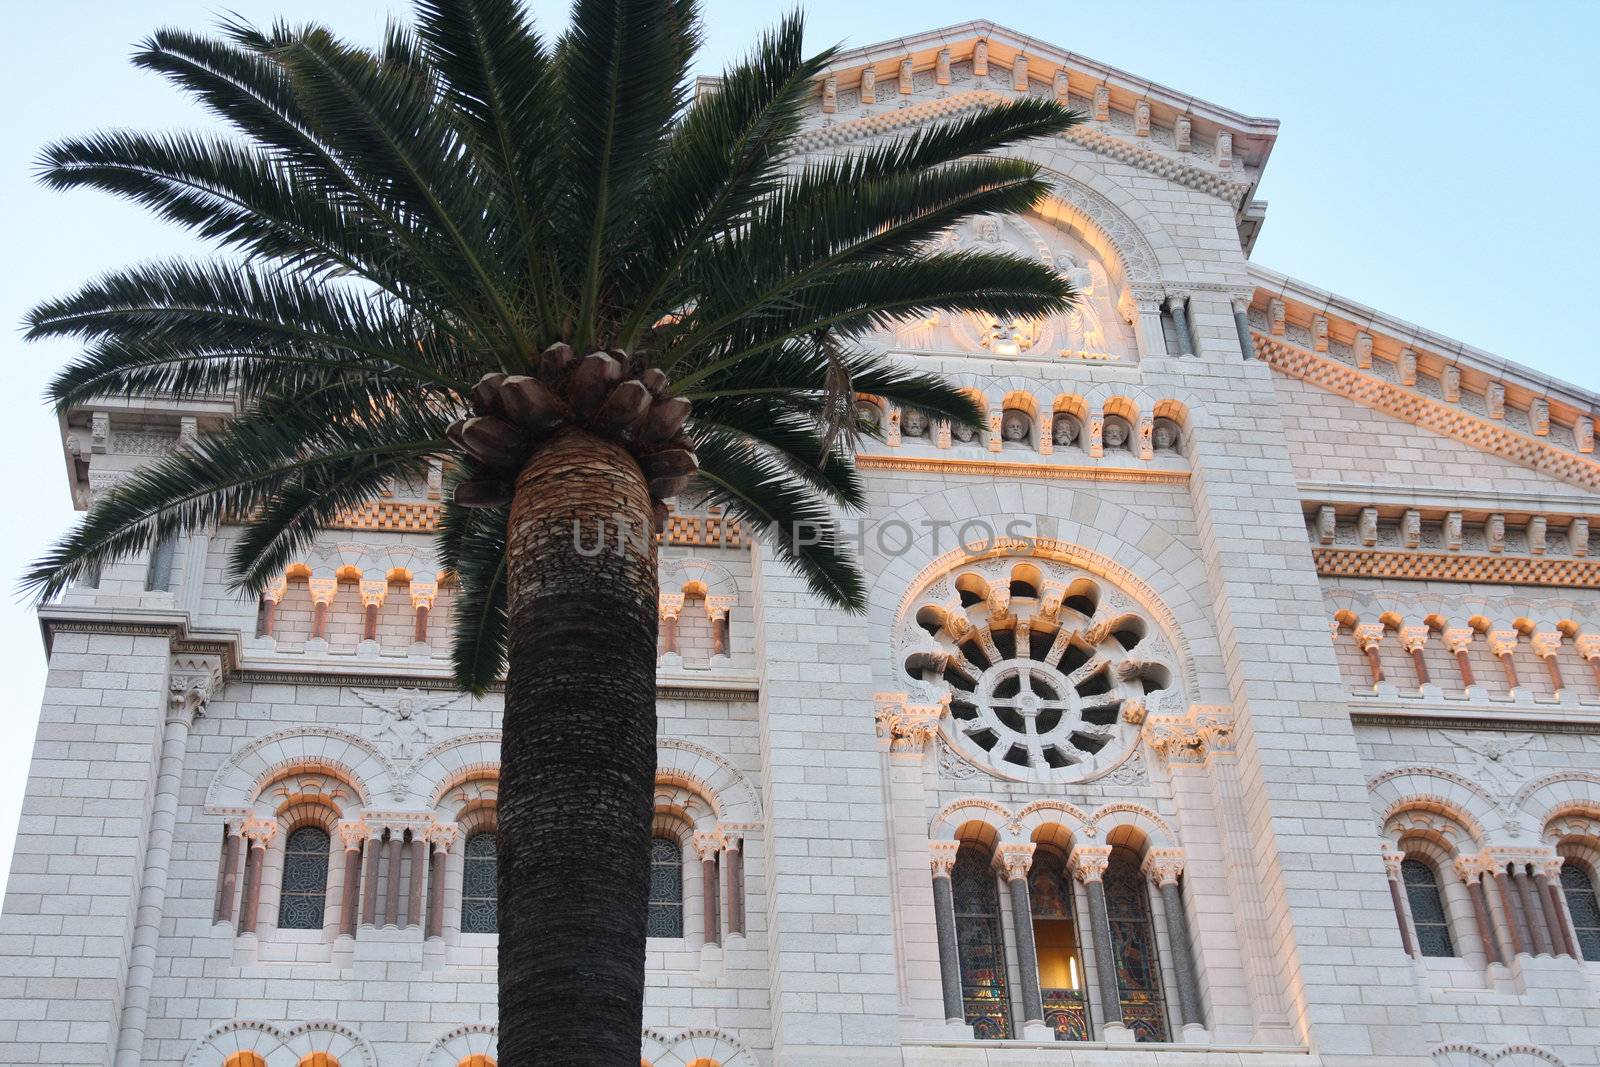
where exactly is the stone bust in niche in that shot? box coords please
[1102,416,1131,450]
[1152,417,1180,453]
[1001,409,1031,444]
[1052,413,1080,447]
[951,420,977,443]
[901,408,929,439]
[854,399,882,431]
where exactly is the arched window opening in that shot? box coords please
[299,1055,340,1067]
[1561,862,1600,961]
[952,845,1010,1039]
[648,835,684,938]
[1105,848,1168,1042]
[278,825,330,930]
[1029,850,1090,1041]
[1401,858,1455,957]
[461,832,498,934]
[223,1054,267,1067]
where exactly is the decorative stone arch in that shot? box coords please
[1367,768,1499,846]
[1518,772,1600,836]
[930,797,1017,842]
[1088,802,1177,850]
[656,738,762,825]
[1432,1045,1567,1067]
[205,727,392,816]
[659,557,738,599]
[868,488,1222,703]
[417,1024,496,1067]
[1014,799,1092,845]
[413,733,503,809]
[186,1021,374,1067]
[639,1028,757,1067]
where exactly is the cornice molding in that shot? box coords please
[796,92,1253,208]
[226,666,758,702]
[1298,480,1600,518]
[1351,709,1600,735]
[1312,546,1600,588]
[856,452,1188,485]
[1256,332,1600,494]
[324,501,747,548]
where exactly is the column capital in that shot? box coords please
[995,842,1036,881]
[358,579,388,608]
[262,576,289,604]
[1070,844,1112,884]
[693,829,726,861]
[167,653,223,723]
[1142,705,1234,764]
[704,594,737,621]
[1442,627,1476,654]
[1529,631,1563,658]
[1453,851,1496,884]
[409,580,438,610]
[658,591,684,621]
[1353,623,1385,652]
[929,839,960,878]
[241,817,278,847]
[1487,630,1520,657]
[1382,847,1406,880]
[307,577,338,606]
[1486,844,1559,869]
[1574,633,1600,661]
[874,692,944,754]
[1164,291,1191,311]
[1398,626,1431,654]
[1141,847,1186,887]
[425,822,460,851]
[337,821,371,851]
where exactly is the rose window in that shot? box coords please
[895,555,1177,782]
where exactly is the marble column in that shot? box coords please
[213,823,244,924]
[237,819,276,935]
[359,580,386,642]
[1383,850,1418,957]
[411,581,437,645]
[1491,864,1527,957]
[1535,858,1577,959]
[695,831,722,947]
[1145,850,1205,1033]
[929,841,965,1025]
[1454,855,1503,965]
[1071,845,1126,1038]
[424,824,456,940]
[359,833,382,927]
[336,822,366,939]
[1229,297,1256,360]
[1513,865,1552,956]
[723,836,745,937]
[658,594,684,665]
[256,578,287,639]
[407,833,427,929]
[997,844,1048,1039]
[308,578,338,641]
[1165,293,1195,357]
[383,831,403,927]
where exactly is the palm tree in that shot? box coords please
[22,0,1079,1061]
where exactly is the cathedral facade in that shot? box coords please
[3,21,1598,1067]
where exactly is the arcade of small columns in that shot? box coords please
[255,567,441,646]
[1332,612,1600,701]
[1379,840,1588,968]
[686,828,749,946]
[924,838,1204,1039]
[657,590,735,664]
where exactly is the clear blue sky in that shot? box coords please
[0,1,1595,888]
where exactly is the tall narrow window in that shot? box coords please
[1029,850,1090,1041]
[461,832,498,934]
[277,826,330,930]
[952,845,1010,1039]
[1402,858,1455,957]
[648,836,684,938]
[1561,862,1600,961]
[1105,848,1168,1043]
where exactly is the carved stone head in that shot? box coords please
[902,408,929,438]
[1102,417,1130,449]
[951,420,977,443]
[1001,409,1031,442]
[1152,418,1180,452]
[854,399,882,430]
[1052,413,1080,446]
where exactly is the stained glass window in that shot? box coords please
[952,846,1011,1040]
[1402,858,1454,958]
[1030,850,1090,1041]
[648,836,684,938]
[1561,862,1600,961]
[461,832,497,934]
[277,826,329,931]
[1105,848,1168,1043]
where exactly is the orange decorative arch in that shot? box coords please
[299,1055,340,1067]
[458,1056,496,1067]
[224,1055,267,1067]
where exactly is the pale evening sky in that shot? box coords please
[0,0,1595,890]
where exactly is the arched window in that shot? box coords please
[648,836,684,938]
[278,825,330,930]
[1029,850,1090,1041]
[299,1055,340,1067]
[952,845,1010,1039]
[461,832,498,934]
[1401,858,1454,957]
[1105,848,1168,1043]
[1561,862,1600,961]
[223,1054,267,1067]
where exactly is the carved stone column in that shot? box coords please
[1144,848,1205,1035]
[1514,863,1552,956]
[336,822,367,939]
[1489,860,1527,957]
[359,829,383,927]
[116,654,221,1066]
[308,577,338,641]
[928,841,965,1026]
[1535,857,1577,959]
[1354,624,1386,687]
[1444,628,1477,690]
[1530,632,1565,696]
[658,593,684,665]
[213,821,245,925]
[1382,849,1417,957]
[359,580,387,642]
[1454,854,1503,965]
[1488,631,1522,695]
[410,581,437,645]
[1070,844,1126,1039]
[256,577,287,639]
[237,817,277,935]
[1229,296,1256,360]
[997,844,1049,1039]
[707,596,736,661]
[694,830,723,947]
[1399,626,1431,687]
[383,830,403,927]
[722,835,745,937]
[407,831,428,928]
[424,824,457,941]
[1132,294,1167,359]
[1165,293,1195,357]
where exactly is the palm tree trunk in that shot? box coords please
[499,427,658,1065]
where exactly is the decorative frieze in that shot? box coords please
[1312,547,1600,589]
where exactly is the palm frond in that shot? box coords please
[437,492,510,693]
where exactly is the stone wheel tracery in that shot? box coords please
[896,554,1176,782]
